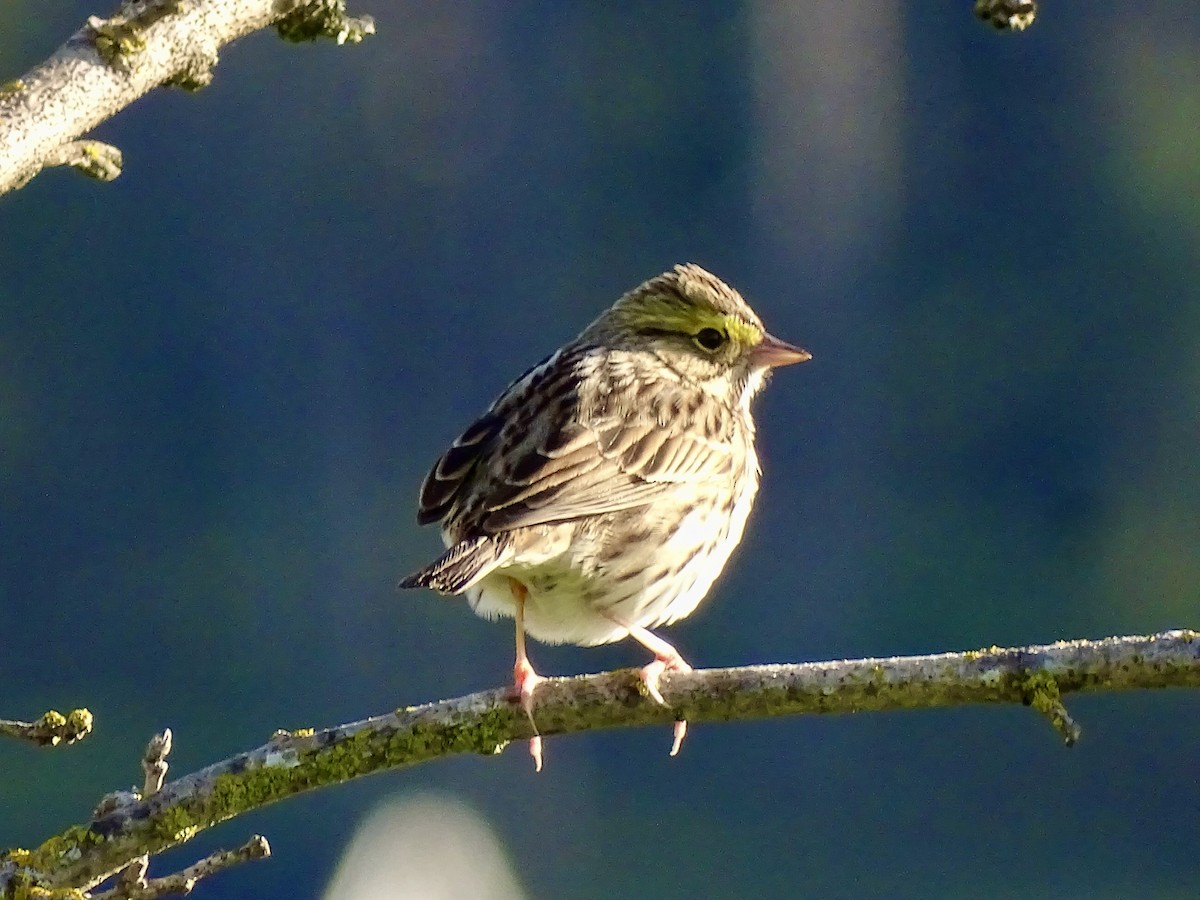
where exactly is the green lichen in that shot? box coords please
[186,725,410,829]
[149,803,204,845]
[30,708,95,746]
[11,885,87,900]
[275,0,375,44]
[88,18,147,66]
[1016,669,1081,746]
[2,824,107,893]
[974,0,1038,32]
[2,706,524,894]
[6,874,89,900]
[210,764,301,817]
[440,707,514,755]
[63,709,92,736]
[34,711,65,732]
[0,79,25,96]
[86,1,186,68]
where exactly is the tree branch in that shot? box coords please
[0,0,374,196]
[91,836,270,900]
[0,630,1195,895]
[0,708,94,747]
[0,0,1031,197]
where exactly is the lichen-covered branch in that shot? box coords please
[91,836,270,900]
[102,730,172,898]
[2,629,1196,896]
[975,0,1038,30]
[0,708,93,747]
[0,0,374,196]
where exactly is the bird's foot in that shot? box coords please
[639,652,692,707]
[606,617,695,758]
[639,652,692,758]
[514,656,545,719]
[513,656,545,772]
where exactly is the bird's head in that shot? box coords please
[580,263,810,408]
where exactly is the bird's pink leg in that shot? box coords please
[610,619,692,757]
[509,578,544,772]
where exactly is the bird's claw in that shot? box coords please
[639,654,692,706]
[669,720,687,757]
[639,654,692,757]
[529,734,543,772]
[513,657,545,772]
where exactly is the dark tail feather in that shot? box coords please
[398,536,508,594]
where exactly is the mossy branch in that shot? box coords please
[0,0,374,196]
[1,629,1196,896]
[0,709,94,747]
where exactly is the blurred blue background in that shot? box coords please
[2,2,1199,897]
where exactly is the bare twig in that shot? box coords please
[92,836,270,900]
[114,857,149,897]
[1,630,1196,895]
[0,708,93,747]
[41,140,123,183]
[0,0,375,195]
[141,729,173,797]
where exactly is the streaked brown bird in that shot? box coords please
[399,264,810,768]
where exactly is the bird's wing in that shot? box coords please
[415,349,736,533]
[416,408,506,526]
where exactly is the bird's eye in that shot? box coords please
[693,327,727,352]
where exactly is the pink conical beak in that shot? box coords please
[750,332,812,368]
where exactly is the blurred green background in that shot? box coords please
[2,2,1198,897]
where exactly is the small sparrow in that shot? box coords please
[399,264,810,768]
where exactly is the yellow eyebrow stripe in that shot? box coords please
[625,296,762,345]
